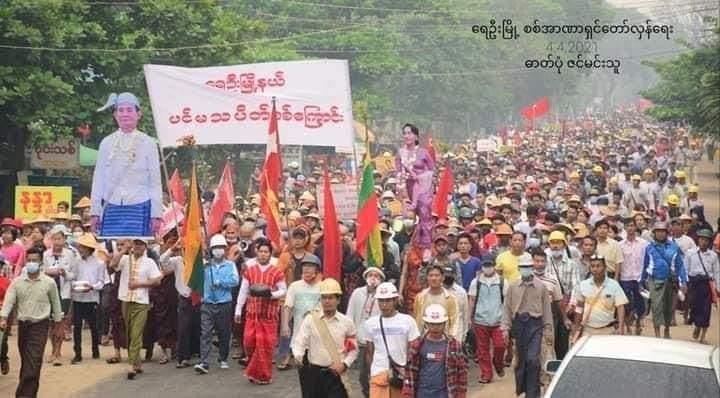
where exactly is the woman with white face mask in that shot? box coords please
[346,266,385,397]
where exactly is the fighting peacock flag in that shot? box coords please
[183,165,204,305]
[356,139,383,266]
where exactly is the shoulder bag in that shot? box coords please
[379,316,405,389]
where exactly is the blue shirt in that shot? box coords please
[642,240,687,286]
[468,275,504,326]
[456,256,482,291]
[202,259,239,304]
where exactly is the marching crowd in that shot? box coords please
[1,108,720,398]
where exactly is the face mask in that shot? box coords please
[519,267,533,279]
[527,237,541,248]
[541,235,549,244]
[72,231,83,237]
[551,249,564,258]
[211,248,225,259]
[482,266,495,276]
[25,262,40,274]
[366,276,380,288]
[443,276,455,286]
[533,267,546,276]
[403,220,414,229]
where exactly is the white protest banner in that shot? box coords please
[475,138,497,153]
[30,138,80,169]
[144,60,354,148]
[317,183,358,220]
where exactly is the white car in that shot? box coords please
[544,335,720,397]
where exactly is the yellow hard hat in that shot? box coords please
[548,231,567,243]
[688,184,699,193]
[667,194,680,206]
[643,168,654,175]
[569,171,580,179]
[674,170,686,179]
[609,176,618,184]
[631,174,641,181]
[592,165,603,173]
[319,278,343,295]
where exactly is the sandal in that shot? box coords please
[106,357,121,364]
[276,361,291,371]
[158,357,169,365]
[238,357,249,367]
[127,371,136,380]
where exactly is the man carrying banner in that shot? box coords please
[91,92,162,238]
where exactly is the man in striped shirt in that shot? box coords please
[543,231,580,359]
[235,238,286,385]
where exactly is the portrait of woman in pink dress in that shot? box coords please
[395,123,435,259]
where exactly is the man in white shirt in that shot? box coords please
[91,92,162,238]
[364,282,420,397]
[619,219,649,335]
[685,229,719,344]
[69,234,107,364]
[109,238,162,379]
[346,267,384,398]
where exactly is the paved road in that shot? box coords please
[1,159,718,398]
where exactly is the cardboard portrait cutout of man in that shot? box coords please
[90,92,162,238]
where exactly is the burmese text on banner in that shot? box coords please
[14,186,72,220]
[144,60,354,148]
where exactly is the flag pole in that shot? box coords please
[158,145,183,240]
[272,96,290,252]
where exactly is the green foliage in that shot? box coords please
[641,22,720,137]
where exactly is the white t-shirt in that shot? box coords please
[364,312,420,377]
[285,279,321,337]
[117,254,162,305]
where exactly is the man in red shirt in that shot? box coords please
[234,238,287,384]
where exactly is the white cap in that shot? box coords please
[375,282,399,299]
[362,267,386,280]
[49,224,69,236]
[423,304,448,324]
[209,234,228,248]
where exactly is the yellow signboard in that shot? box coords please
[14,186,72,221]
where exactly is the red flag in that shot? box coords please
[432,161,453,220]
[521,96,550,120]
[260,101,282,249]
[207,162,234,235]
[425,132,436,163]
[169,169,186,206]
[637,98,654,112]
[321,167,341,281]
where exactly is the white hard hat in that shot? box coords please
[209,234,228,248]
[375,282,399,299]
[423,304,448,324]
[288,161,299,169]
